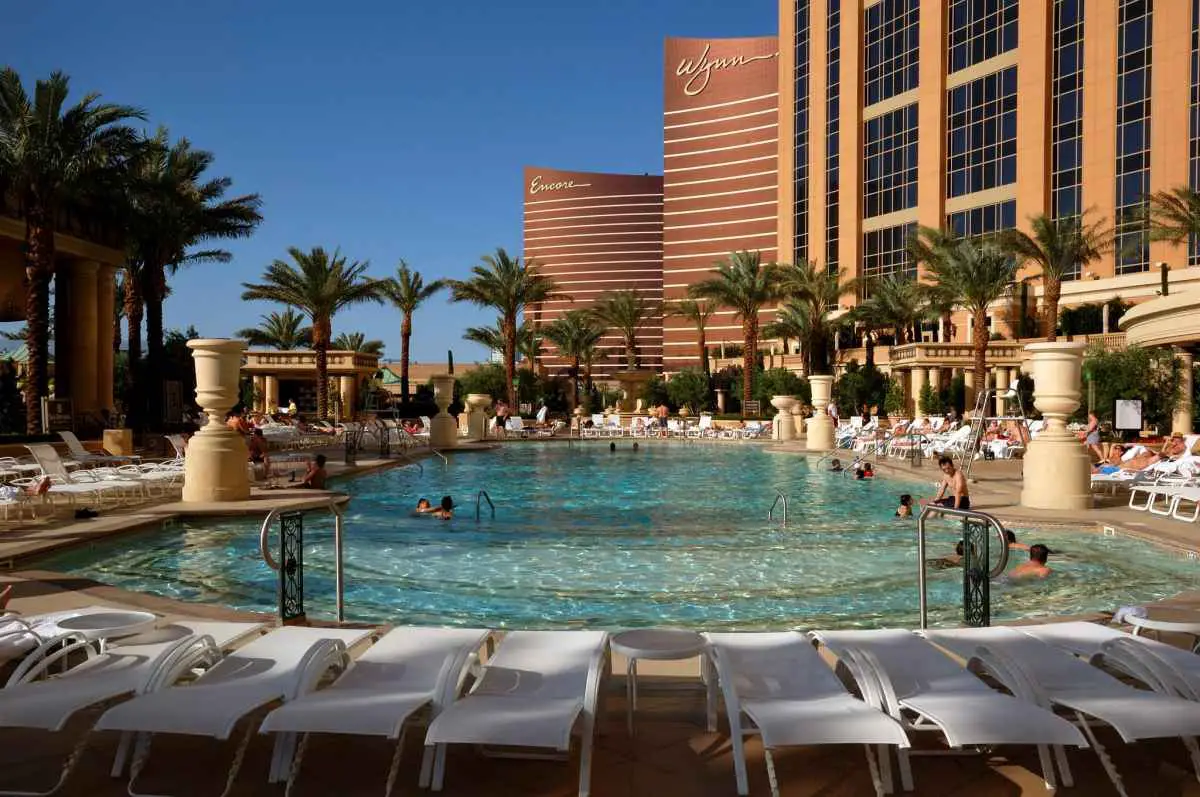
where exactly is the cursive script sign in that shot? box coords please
[529,175,592,194]
[675,43,779,96]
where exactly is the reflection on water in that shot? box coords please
[37,443,1199,629]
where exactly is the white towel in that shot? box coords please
[1112,605,1148,625]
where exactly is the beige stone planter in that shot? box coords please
[182,339,250,502]
[770,395,796,441]
[1020,342,1091,510]
[806,376,835,450]
[429,374,458,448]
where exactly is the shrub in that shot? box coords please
[833,361,888,414]
[884,378,905,417]
[666,368,710,413]
[918,382,943,415]
[641,374,671,410]
[755,368,811,405]
[1082,344,1181,430]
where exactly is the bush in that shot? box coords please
[833,361,888,415]
[1083,344,1181,430]
[666,368,710,413]
[918,382,943,415]
[884,378,905,417]
[944,374,966,415]
[641,374,671,410]
[755,368,811,406]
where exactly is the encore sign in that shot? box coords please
[529,174,592,194]
[675,43,779,96]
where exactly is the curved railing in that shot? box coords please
[768,490,788,526]
[915,504,1010,629]
[259,499,347,622]
[476,490,495,521]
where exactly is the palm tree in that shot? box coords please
[377,261,446,402]
[762,309,807,371]
[543,310,605,410]
[848,275,933,346]
[128,128,262,424]
[449,248,561,406]
[999,212,1113,341]
[1146,186,1200,246]
[236,308,313,349]
[666,299,715,377]
[914,227,1018,390]
[778,260,856,375]
[463,320,541,366]
[588,289,658,370]
[331,331,384,355]
[462,322,504,354]
[0,69,143,433]
[241,247,382,419]
[689,251,782,407]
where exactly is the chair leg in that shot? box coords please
[383,727,408,797]
[896,747,914,792]
[1180,735,1200,785]
[727,716,749,796]
[763,747,780,797]
[418,743,435,789]
[1035,744,1057,790]
[1076,712,1127,797]
[283,733,311,797]
[1053,744,1073,788]
[111,731,133,778]
[578,724,595,797]
[431,743,448,791]
[875,744,894,794]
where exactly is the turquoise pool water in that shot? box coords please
[37,443,1200,629]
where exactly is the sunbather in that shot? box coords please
[1010,543,1052,580]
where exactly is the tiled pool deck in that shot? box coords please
[4,439,1200,795]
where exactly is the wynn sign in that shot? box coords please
[675,43,779,96]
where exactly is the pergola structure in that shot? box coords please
[241,349,381,419]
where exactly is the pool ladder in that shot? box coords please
[768,490,788,526]
[915,504,1010,629]
[476,490,495,521]
[259,499,347,623]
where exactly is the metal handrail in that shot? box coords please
[259,500,347,622]
[430,449,449,468]
[915,504,1010,629]
[476,489,495,521]
[768,490,788,526]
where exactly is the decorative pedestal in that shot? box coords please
[806,376,835,450]
[613,370,654,413]
[466,393,492,441]
[182,339,250,503]
[429,374,458,448]
[771,395,797,441]
[1020,342,1091,510]
[791,405,806,439]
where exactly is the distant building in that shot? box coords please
[378,361,486,398]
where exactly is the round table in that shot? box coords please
[54,610,157,652]
[610,628,709,736]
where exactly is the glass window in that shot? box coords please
[948,0,1020,72]
[864,0,920,106]
[1050,0,1085,271]
[946,200,1017,239]
[945,66,1018,198]
[795,0,812,263]
[1115,0,1154,274]
[863,103,919,218]
[825,0,841,270]
[862,223,917,287]
[1191,0,1200,265]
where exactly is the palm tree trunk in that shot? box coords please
[400,313,412,403]
[1043,276,1061,341]
[125,276,144,428]
[570,355,580,411]
[313,318,331,419]
[504,316,517,407]
[626,332,637,370]
[141,264,167,426]
[697,327,708,377]
[973,310,988,403]
[742,320,757,408]
[23,215,53,435]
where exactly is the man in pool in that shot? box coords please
[415,498,435,513]
[931,456,969,509]
[300,454,327,489]
[829,458,844,472]
[895,494,913,517]
[1010,543,1052,580]
[927,540,965,569]
[1005,529,1029,551]
[432,495,455,519]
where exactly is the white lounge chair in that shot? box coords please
[811,628,1087,792]
[424,630,608,797]
[258,626,489,795]
[94,625,373,794]
[0,620,264,796]
[924,626,1200,795]
[0,605,129,664]
[705,632,908,796]
[58,430,137,467]
[25,444,145,507]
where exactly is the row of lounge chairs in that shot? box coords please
[5,610,1200,797]
[580,414,768,440]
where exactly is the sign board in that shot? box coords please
[41,397,73,434]
[1114,399,1143,431]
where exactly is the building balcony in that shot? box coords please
[242,349,381,375]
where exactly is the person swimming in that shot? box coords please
[855,462,875,480]
[829,458,844,472]
[432,495,455,519]
[1010,543,1053,580]
[1005,529,1030,551]
[415,498,435,514]
[927,540,965,570]
[609,442,616,452]
[895,494,913,517]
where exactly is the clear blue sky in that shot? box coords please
[8,0,775,363]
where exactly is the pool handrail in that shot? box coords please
[430,449,449,468]
[259,499,347,623]
[915,503,1010,629]
[476,489,495,521]
[768,489,788,526]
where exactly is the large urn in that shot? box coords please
[182,339,250,502]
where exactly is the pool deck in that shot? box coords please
[6,437,1200,795]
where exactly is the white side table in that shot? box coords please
[610,628,712,736]
[55,610,157,652]
[1128,614,1200,652]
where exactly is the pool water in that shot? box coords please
[38,443,1200,629]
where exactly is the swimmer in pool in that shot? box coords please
[432,495,455,519]
[415,498,435,514]
[1005,529,1030,551]
[895,494,913,517]
[1010,544,1053,580]
[927,540,965,570]
[829,458,844,472]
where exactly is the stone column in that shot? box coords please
[963,369,976,414]
[252,376,266,412]
[928,366,941,392]
[771,395,797,441]
[429,373,458,448]
[263,375,279,413]
[993,367,1010,417]
[910,367,928,417]
[183,339,250,502]
[339,375,355,420]
[1173,348,1195,435]
[1020,342,1091,510]
[806,376,835,450]
[67,261,99,413]
[95,264,116,413]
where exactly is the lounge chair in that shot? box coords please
[424,630,608,797]
[0,620,264,796]
[924,626,1200,795]
[0,605,128,664]
[258,626,489,795]
[24,444,146,507]
[94,626,374,793]
[705,632,908,796]
[57,430,137,467]
[811,628,1086,792]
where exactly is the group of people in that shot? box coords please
[415,496,455,519]
[225,407,328,490]
[927,531,1053,580]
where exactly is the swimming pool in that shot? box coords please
[37,443,1200,629]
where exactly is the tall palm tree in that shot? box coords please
[236,308,313,349]
[449,248,561,406]
[241,247,382,419]
[1146,186,1200,246]
[463,320,540,366]
[120,262,145,413]
[848,275,933,346]
[0,69,143,433]
[666,299,715,377]
[689,251,782,407]
[914,227,1018,390]
[543,310,605,410]
[762,309,807,372]
[999,212,1113,340]
[778,260,856,375]
[377,261,446,402]
[462,322,504,354]
[588,289,658,370]
[128,129,262,425]
[331,331,384,355]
